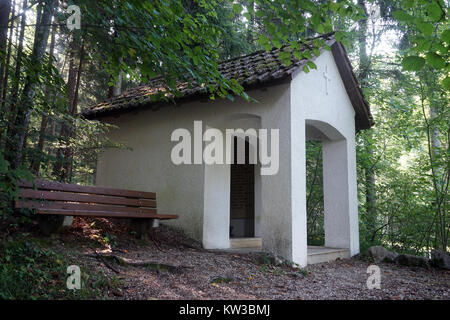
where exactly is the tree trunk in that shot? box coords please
[357,0,377,243]
[5,0,55,169]
[54,40,84,181]
[53,41,77,179]
[62,43,85,182]
[422,70,448,250]
[0,0,11,95]
[1,0,14,107]
[3,0,26,152]
[107,71,123,98]
[0,0,14,146]
[30,19,57,175]
[357,0,369,84]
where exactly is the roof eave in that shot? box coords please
[330,41,374,130]
[84,38,374,131]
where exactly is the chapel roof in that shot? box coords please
[83,34,373,130]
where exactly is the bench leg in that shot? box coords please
[38,215,65,236]
[130,219,155,239]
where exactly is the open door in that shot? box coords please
[230,137,255,238]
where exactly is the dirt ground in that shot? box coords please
[54,217,449,300]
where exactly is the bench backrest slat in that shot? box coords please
[16,200,158,214]
[19,179,156,200]
[19,189,156,207]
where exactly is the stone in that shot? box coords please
[431,250,450,270]
[256,253,284,266]
[367,246,398,263]
[62,216,73,227]
[273,256,284,266]
[394,254,430,269]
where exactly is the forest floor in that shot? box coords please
[33,217,450,299]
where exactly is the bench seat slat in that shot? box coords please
[16,200,157,214]
[20,189,156,207]
[36,209,178,220]
[19,179,156,200]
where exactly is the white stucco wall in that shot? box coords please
[96,48,360,267]
[290,49,360,265]
[96,84,291,245]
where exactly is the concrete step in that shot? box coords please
[307,246,350,264]
[230,237,262,249]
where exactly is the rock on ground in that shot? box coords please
[368,246,398,263]
[395,254,431,269]
[431,251,450,270]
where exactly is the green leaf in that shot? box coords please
[263,43,272,51]
[392,10,413,22]
[416,21,433,36]
[293,50,304,60]
[441,29,450,44]
[431,42,447,54]
[442,76,450,91]
[307,61,317,69]
[272,39,282,49]
[402,56,426,71]
[311,13,320,27]
[414,37,432,51]
[279,51,291,61]
[335,31,345,42]
[257,34,269,45]
[403,0,415,9]
[425,2,443,22]
[425,52,446,69]
[232,3,243,14]
[316,23,324,34]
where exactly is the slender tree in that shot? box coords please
[30,17,57,175]
[0,0,11,95]
[5,0,56,169]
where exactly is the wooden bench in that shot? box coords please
[16,179,178,235]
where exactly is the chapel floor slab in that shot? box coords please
[307,246,350,264]
[209,239,350,265]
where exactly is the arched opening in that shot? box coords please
[305,119,353,264]
[202,114,262,250]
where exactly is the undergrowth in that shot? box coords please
[0,236,119,299]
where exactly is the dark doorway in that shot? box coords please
[230,137,255,238]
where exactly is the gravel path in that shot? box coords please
[58,218,450,300]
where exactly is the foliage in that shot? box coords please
[306,141,324,246]
[354,46,448,253]
[74,0,247,100]
[0,237,118,299]
[233,0,365,70]
[392,0,448,90]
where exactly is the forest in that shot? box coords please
[0,0,448,299]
